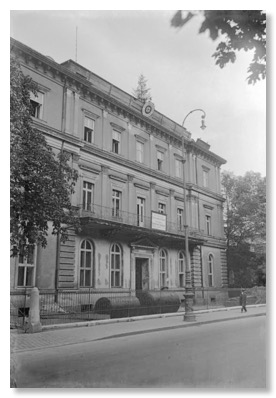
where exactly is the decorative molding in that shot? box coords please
[110,122,126,132]
[156,190,169,197]
[81,108,100,119]
[109,174,127,183]
[155,144,167,153]
[203,204,214,210]
[134,134,148,143]
[134,183,150,191]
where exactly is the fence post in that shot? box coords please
[27,287,42,333]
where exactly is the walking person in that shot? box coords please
[240,289,247,312]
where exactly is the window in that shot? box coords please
[157,151,164,171]
[175,159,182,178]
[203,169,209,188]
[136,141,144,163]
[112,190,121,217]
[178,251,185,287]
[82,181,93,211]
[30,91,44,119]
[208,254,214,287]
[158,202,166,215]
[84,116,94,143]
[177,208,183,230]
[111,243,122,287]
[206,215,211,236]
[159,249,167,287]
[112,130,121,154]
[80,240,93,287]
[17,246,35,287]
[137,197,145,227]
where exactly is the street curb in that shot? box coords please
[41,304,266,332]
[11,311,266,354]
[95,312,266,341]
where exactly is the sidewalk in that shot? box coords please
[10,304,266,354]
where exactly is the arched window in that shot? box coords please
[178,251,185,287]
[159,249,167,287]
[110,243,122,287]
[208,254,214,287]
[80,240,94,287]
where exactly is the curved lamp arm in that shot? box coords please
[182,108,206,130]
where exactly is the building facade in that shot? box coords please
[10,38,228,299]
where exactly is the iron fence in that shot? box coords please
[10,286,266,329]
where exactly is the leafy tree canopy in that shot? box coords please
[132,74,152,103]
[10,56,79,258]
[221,171,266,287]
[171,10,266,84]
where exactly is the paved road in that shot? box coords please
[13,316,266,388]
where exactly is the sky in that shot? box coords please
[9,6,267,177]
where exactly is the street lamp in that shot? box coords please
[181,109,206,322]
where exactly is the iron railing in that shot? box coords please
[10,287,266,329]
[79,203,204,237]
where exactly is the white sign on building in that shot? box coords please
[151,211,167,231]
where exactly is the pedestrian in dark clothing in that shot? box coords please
[240,289,247,312]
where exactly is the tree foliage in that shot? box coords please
[132,74,152,103]
[171,10,266,84]
[221,171,266,287]
[10,56,79,258]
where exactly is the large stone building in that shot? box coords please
[10,38,227,301]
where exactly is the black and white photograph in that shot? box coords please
[8,2,269,391]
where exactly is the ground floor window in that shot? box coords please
[80,240,94,287]
[208,254,214,287]
[178,251,185,287]
[159,249,167,287]
[17,246,35,287]
[111,243,122,287]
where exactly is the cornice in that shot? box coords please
[11,38,226,168]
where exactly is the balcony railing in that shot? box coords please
[79,204,203,237]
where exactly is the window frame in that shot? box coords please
[158,202,166,215]
[112,130,121,154]
[159,249,167,288]
[178,251,185,288]
[177,207,183,230]
[206,215,211,236]
[79,240,94,288]
[82,181,94,212]
[136,140,144,163]
[17,246,36,288]
[84,116,95,144]
[208,254,214,287]
[30,91,44,119]
[110,243,123,288]
[157,150,164,171]
[137,196,145,227]
[112,189,122,218]
[175,158,182,178]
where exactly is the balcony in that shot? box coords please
[78,204,205,248]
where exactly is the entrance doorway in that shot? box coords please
[135,258,149,291]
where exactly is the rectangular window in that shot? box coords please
[179,253,185,287]
[111,244,122,287]
[177,208,183,230]
[17,246,35,287]
[137,197,145,227]
[30,91,44,119]
[136,141,144,163]
[208,255,214,287]
[206,215,211,236]
[112,130,121,154]
[84,117,94,143]
[158,202,166,215]
[203,170,209,188]
[157,151,164,171]
[175,159,182,178]
[112,190,121,217]
[83,181,93,211]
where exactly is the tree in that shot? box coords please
[221,171,266,287]
[171,10,266,84]
[10,56,79,258]
[132,74,152,103]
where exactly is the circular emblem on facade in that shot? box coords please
[142,101,155,117]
